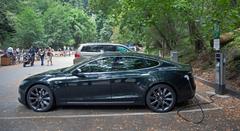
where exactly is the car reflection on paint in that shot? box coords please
[18,52,196,112]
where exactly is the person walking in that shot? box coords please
[28,46,35,66]
[16,48,21,63]
[46,47,53,66]
[38,49,45,66]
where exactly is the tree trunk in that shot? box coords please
[188,20,205,53]
[231,0,237,7]
[73,35,81,47]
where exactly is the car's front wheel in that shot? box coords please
[146,84,176,112]
[26,85,54,112]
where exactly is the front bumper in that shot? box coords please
[18,85,27,106]
[18,97,25,105]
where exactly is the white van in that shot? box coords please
[73,43,132,64]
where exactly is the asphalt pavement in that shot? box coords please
[0,56,239,131]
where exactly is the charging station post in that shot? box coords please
[170,51,178,63]
[215,52,226,95]
[213,21,226,95]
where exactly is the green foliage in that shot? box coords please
[1,0,240,56]
[0,0,18,47]
[42,2,72,48]
[67,5,97,46]
[14,7,44,48]
[89,0,240,58]
[1,0,97,49]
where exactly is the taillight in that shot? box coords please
[75,53,80,58]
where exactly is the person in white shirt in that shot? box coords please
[7,47,13,56]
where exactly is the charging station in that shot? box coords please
[215,52,225,95]
[213,21,226,95]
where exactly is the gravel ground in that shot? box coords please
[193,67,240,92]
[195,80,240,122]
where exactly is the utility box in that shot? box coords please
[1,55,11,66]
[170,51,178,63]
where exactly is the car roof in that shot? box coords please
[80,43,127,46]
[98,52,160,60]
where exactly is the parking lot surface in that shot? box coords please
[0,56,239,131]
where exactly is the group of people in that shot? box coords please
[5,46,54,66]
[6,47,22,64]
[36,47,54,66]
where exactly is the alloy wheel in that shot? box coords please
[27,85,53,112]
[146,84,176,112]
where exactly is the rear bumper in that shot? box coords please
[175,72,196,103]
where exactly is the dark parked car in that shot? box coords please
[18,52,196,112]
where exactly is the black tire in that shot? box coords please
[26,85,54,112]
[146,84,176,112]
[23,63,26,67]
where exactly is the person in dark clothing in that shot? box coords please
[38,48,45,66]
[28,46,35,66]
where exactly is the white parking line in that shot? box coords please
[196,93,220,108]
[0,107,222,120]
[0,93,222,120]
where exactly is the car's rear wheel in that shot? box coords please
[146,84,176,112]
[26,85,54,112]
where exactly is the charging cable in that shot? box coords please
[177,75,216,124]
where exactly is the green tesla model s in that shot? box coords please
[18,52,195,112]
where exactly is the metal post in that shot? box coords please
[213,21,225,95]
[215,52,226,95]
[170,51,178,63]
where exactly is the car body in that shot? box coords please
[73,43,132,64]
[18,52,196,112]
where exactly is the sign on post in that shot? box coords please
[213,39,220,51]
[213,21,220,51]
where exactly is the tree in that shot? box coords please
[14,7,44,48]
[68,7,97,46]
[42,2,72,49]
[89,0,240,56]
[0,0,18,48]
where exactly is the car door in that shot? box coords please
[110,57,157,102]
[65,57,113,103]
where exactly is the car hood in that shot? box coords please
[25,67,67,80]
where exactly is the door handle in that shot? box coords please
[85,74,99,78]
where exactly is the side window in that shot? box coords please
[116,46,130,53]
[81,45,104,52]
[80,58,113,72]
[145,59,160,68]
[159,61,175,67]
[112,57,155,71]
[103,45,115,52]
[81,46,91,52]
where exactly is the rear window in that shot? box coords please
[81,45,101,52]
[112,57,160,71]
[145,59,159,67]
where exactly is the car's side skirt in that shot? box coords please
[58,101,145,106]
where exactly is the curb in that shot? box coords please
[194,76,240,99]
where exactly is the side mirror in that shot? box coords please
[72,69,85,77]
[77,68,82,72]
